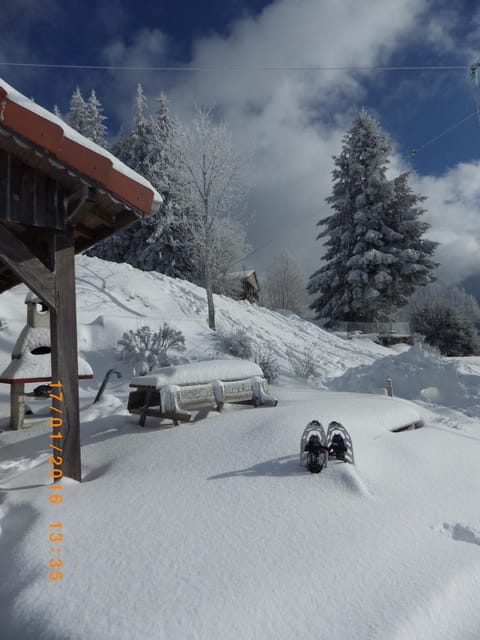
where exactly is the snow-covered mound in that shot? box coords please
[1,385,480,640]
[329,345,480,416]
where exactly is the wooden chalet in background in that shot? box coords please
[224,270,260,303]
[0,79,161,481]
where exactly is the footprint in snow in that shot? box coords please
[437,522,480,546]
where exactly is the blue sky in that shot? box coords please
[2,0,480,284]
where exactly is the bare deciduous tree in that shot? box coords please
[262,252,308,315]
[173,107,248,330]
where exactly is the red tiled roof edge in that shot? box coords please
[0,84,155,216]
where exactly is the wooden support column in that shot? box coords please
[10,383,25,430]
[50,229,81,481]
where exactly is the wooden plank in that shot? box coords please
[50,229,81,482]
[65,188,96,225]
[74,223,96,240]
[19,163,35,225]
[0,150,9,219]
[34,170,46,226]
[8,154,22,222]
[0,224,55,308]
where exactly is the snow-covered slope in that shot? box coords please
[1,256,480,640]
[0,255,390,390]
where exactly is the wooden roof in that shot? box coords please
[0,79,162,295]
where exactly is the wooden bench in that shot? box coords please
[128,359,278,426]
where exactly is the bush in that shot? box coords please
[216,329,279,382]
[288,343,317,379]
[118,323,186,373]
[254,348,280,383]
[411,303,480,356]
[217,329,253,360]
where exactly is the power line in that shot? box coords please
[0,61,470,72]
[410,110,478,155]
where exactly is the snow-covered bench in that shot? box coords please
[127,359,278,427]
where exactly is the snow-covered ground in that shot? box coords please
[1,256,479,640]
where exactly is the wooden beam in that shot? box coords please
[87,208,117,228]
[74,223,95,239]
[0,224,55,309]
[88,207,140,231]
[65,187,97,226]
[50,229,81,482]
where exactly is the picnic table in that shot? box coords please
[128,359,278,426]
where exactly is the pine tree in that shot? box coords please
[88,85,193,279]
[66,87,89,136]
[85,89,108,147]
[308,109,437,323]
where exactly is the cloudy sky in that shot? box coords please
[2,0,480,285]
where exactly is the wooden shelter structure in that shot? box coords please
[0,291,94,430]
[0,79,161,480]
[224,270,260,303]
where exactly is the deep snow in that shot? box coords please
[0,256,479,640]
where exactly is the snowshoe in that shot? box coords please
[306,452,324,474]
[300,421,329,472]
[326,422,354,464]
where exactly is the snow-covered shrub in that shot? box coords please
[411,303,480,357]
[215,329,278,381]
[217,329,253,360]
[288,344,317,379]
[118,324,186,373]
[254,348,280,383]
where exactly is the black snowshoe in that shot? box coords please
[300,421,329,473]
[326,422,354,464]
[306,452,324,474]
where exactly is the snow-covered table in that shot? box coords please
[127,359,278,426]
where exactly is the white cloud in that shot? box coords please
[104,0,480,285]
[412,163,480,283]
[166,0,430,274]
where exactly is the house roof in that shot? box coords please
[0,79,162,215]
[0,79,164,295]
[225,270,260,291]
[226,270,256,279]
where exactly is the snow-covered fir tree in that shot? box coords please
[65,87,89,136]
[141,92,194,278]
[88,85,193,278]
[85,89,108,147]
[308,109,437,323]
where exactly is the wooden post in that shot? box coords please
[386,378,393,397]
[50,230,81,481]
[10,383,25,430]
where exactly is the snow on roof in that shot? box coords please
[226,270,256,279]
[0,325,93,382]
[11,326,51,357]
[0,350,93,382]
[0,78,162,214]
[25,291,42,304]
